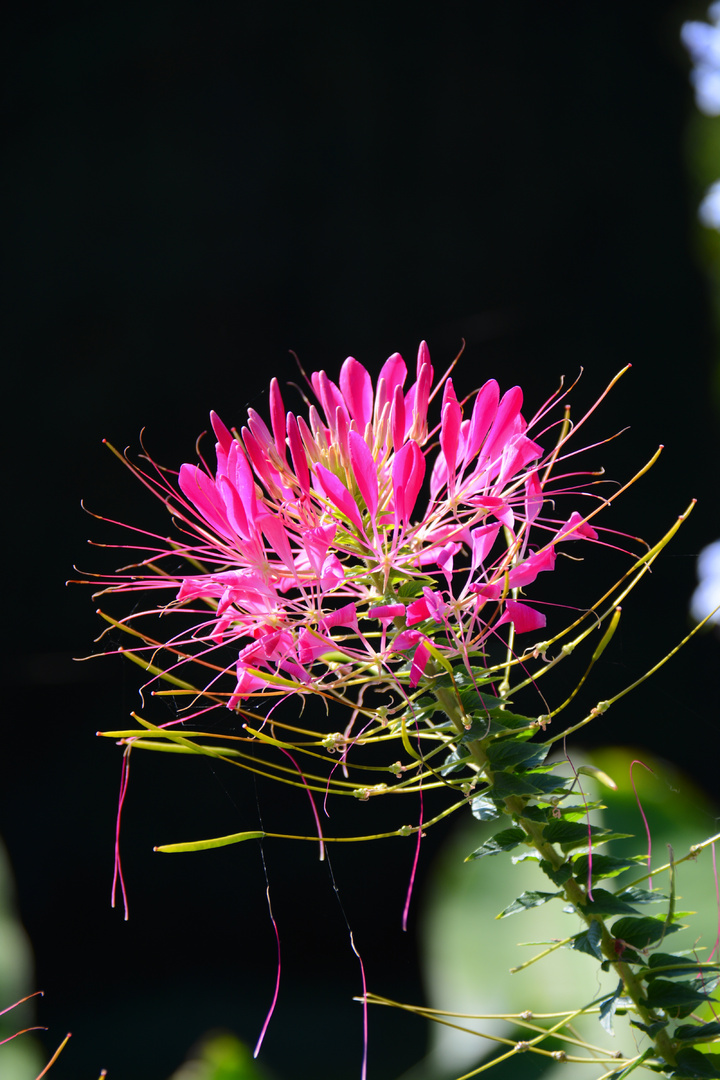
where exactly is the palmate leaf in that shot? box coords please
[572,854,638,880]
[484,740,549,771]
[674,1022,720,1043]
[439,747,472,775]
[531,773,575,795]
[466,827,526,860]
[670,1048,720,1078]
[616,887,669,905]
[643,978,716,1018]
[610,915,684,949]
[496,890,562,919]
[579,888,641,916]
[470,795,499,821]
[598,979,626,1035]
[642,953,719,980]
[490,771,548,799]
[539,859,573,886]
[571,921,604,961]
[542,820,609,849]
[460,711,536,742]
[630,1018,669,1038]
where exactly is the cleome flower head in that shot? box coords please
[86,342,619,723]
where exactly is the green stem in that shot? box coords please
[431,685,677,1070]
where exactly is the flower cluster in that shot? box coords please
[93,343,604,717]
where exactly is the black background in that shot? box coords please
[3,3,720,1078]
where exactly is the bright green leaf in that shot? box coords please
[572,854,637,880]
[465,828,526,861]
[580,888,640,916]
[610,915,683,949]
[496,890,561,919]
[571,921,604,961]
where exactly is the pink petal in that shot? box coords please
[440,378,462,487]
[378,351,407,398]
[524,470,543,523]
[557,511,598,542]
[269,378,287,465]
[406,597,430,625]
[391,384,406,453]
[286,413,310,495]
[314,464,364,532]
[179,463,235,541]
[260,514,295,571]
[349,429,378,519]
[410,641,431,687]
[227,440,259,526]
[298,628,334,664]
[464,380,500,464]
[506,545,556,588]
[389,627,423,652]
[311,370,346,428]
[321,602,358,630]
[482,385,524,463]
[497,600,546,634]
[340,357,373,431]
[218,474,250,539]
[470,523,501,571]
[392,439,426,524]
[302,524,337,577]
[370,603,406,621]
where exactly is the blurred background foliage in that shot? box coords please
[2,2,719,1077]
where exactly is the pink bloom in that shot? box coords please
[92,341,609,707]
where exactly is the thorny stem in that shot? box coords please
[431,686,679,1069]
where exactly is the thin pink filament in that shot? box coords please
[629,760,655,890]
[111,745,131,920]
[280,748,325,861]
[402,780,423,932]
[349,929,369,1080]
[253,883,281,1059]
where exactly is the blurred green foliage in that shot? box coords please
[168,1031,276,1080]
[406,748,719,1080]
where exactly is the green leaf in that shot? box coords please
[466,827,526,860]
[440,748,472,775]
[630,1019,669,1037]
[518,805,552,823]
[572,854,637,880]
[644,979,716,1017]
[616,887,668,905]
[490,771,547,799]
[497,890,562,919]
[559,802,606,820]
[485,740,549,771]
[470,795,499,822]
[599,979,625,1035]
[643,953,719,980]
[610,915,683,949]
[525,773,574,796]
[674,1022,720,1043]
[580,888,641,916]
[571,921,604,961]
[542,820,608,849]
[460,710,535,742]
[539,859,573,886]
[671,1048,720,1078]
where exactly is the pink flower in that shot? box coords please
[91,342,609,708]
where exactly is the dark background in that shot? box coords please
[3,3,720,1078]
